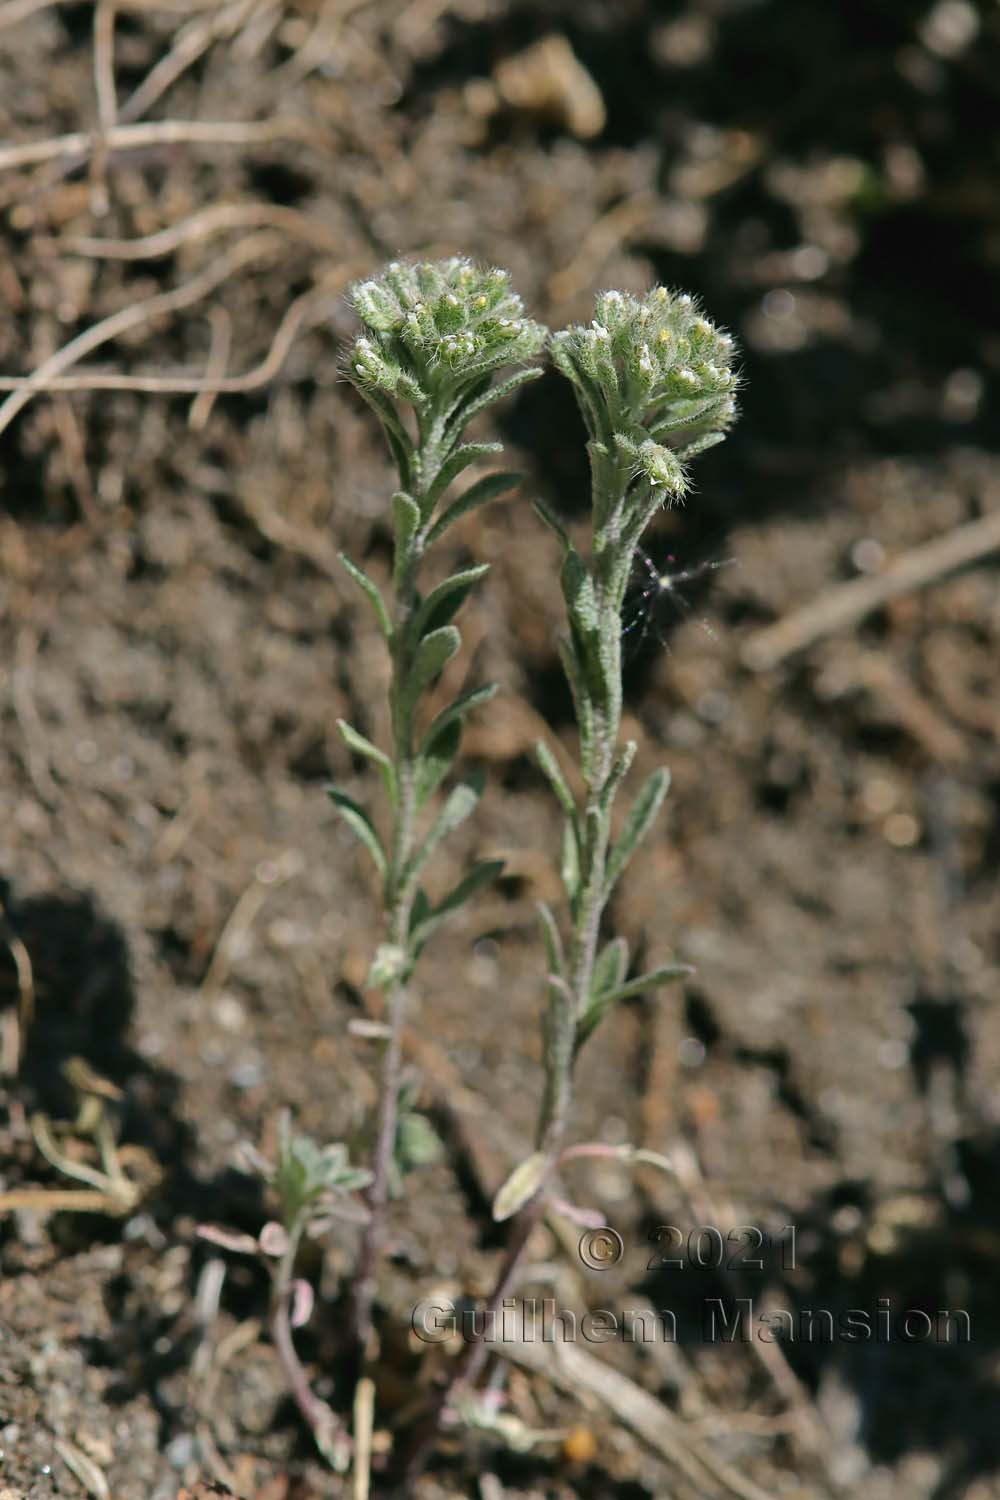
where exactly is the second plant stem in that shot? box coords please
[437,540,630,1411]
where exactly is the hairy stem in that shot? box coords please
[407,487,632,1482]
[352,549,422,1364]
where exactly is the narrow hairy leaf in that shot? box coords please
[444,366,543,446]
[577,963,692,1051]
[413,718,461,808]
[338,553,391,640]
[349,383,412,488]
[492,1151,549,1222]
[405,625,461,710]
[535,900,565,979]
[411,858,505,949]
[675,430,727,461]
[419,683,497,754]
[391,490,422,586]
[409,886,431,937]
[604,767,670,896]
[413,564,489,640]
[433,858,504,922]
[326,788,387,882]
[534,739,575,820]
[425,470,520,545]
[600,740,637,815]
[556,636,593,761]
[589,936,629,1003]
[533,495,570,552]
[560,549,597,633]
[422,441,502,514]
[337,720,397,806]
[598,963,693,1005]
[404,771,484,886]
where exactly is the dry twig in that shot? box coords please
[352,1376,376,1500]
[0,896,35,1075]
[188,305,232,431]
[500,1337,777,1500]
[0,230,286,434]
[0,116,316,174]
[547,193,656,302]
[742,509,1000,671]
[57,200,345,261]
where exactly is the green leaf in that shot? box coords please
[532,495,570,552]
[534,739,575,821]
[425,471,520,545]
[577,963,691,1050]
[413,564,489,641]
[396,1110,443,1173]
[675,430,727,462]
[337,720,397,806]
[349,383,413,488]
[556,635,593,759]
[422,442,502,515]
[589,936,629,1003]
[405,626,461,711]
[338,553,391,640]
[560,548,598,633]
[326,788,387,882]
[392,491,422,587]
[535,900,565,980]
[561,550,606,706]
[604,767,670,897]
[492,1151,549,1222]
[419,683,497,754]
[593,963,693,1008]
[411,858,505,949]
[600,740,637,815]
[433,857,504,921]
[444,366,543,446]
[414,718,461,808]
[409,886,431,937]
[405,771,484,887]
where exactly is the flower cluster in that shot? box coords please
[348,257,546,404]
[550,286,739,483]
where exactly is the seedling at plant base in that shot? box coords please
[198,1114,372,1471]
[334,258,547,1364]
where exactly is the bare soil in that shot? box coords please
[1,2,999,1497]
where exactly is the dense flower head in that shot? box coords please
[550,285,739,458]
[347,257,546,402]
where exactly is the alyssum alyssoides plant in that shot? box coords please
[333,258,547,1363]
[416,284,741,1443]
[333,263,738,1471]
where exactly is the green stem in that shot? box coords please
[351,542,422,1364]
[409,481,632,1474]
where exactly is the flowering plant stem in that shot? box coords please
[334,259,546,1367]
[406,286,738,1469]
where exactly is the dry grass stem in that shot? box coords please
[58,201,345,260]
[0,116,318,174]
[0,230,286,434]
[742,508,1000,670]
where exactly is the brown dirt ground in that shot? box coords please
[1,2,999,1498]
